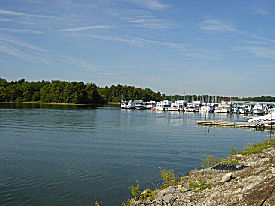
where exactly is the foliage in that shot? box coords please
[94,200,102,206]
[230,147,237,155]
[239,138,275,155]
[0,78,163,104]
[219,158,240,165]
[201,154,219,168]
[129,181,141,199]
[122,200,134,206]
[139,190,156,201]
[189,179,211,192]
[238,96,275,102]
[159,168,177,187]
[98,84,162,103]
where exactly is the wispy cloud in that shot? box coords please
[57,54,100,71]
[128,16,171,29]
[0,28,43,34]
[240,46,275,61]
[124,0,169,10]
[252,7,269,16]
[0,9,59,19]
[199,19,236,32]
[0,42,49,64]
[0,35,48,52]
[0,35,100,71]
[58,25,112,32]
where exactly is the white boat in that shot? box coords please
[214,102,232,113]
[175,100,186,111]
[121,100,128,109]
[199,104,214,113]
[248,108,275,123]
[185,101,200,112]
[144,101,156,109]
[253,104,264,114]
[121,100,139,109]
[153,100,171,111]
[135,101,146,110]
[167,103,181,111]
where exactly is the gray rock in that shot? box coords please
[221,172,232,182]
[162,194,174,203]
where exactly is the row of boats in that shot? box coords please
[121,100,274,114]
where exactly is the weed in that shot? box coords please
[122,200,134,206]
[159,168,177,187]
[230,146,237,155]
[129,180,141,199]
[139,189,156,201]
[239,138,275,155]
[201,155,219,168]
[189,179,211,192]
[219,156,240,165]
[94,200,101,206]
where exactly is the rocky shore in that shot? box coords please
[125,137,275,206]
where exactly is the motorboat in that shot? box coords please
[248,108,275,123]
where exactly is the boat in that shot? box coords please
[153,100,171,111]
[120,100,128,109]
[252,103,264,115]
[144,101,156,109]
[185,102,199,112]
[121,100,139,109]
[214,102,232,113]
[167,103,181,111]
[248,108,275,123]
[199,103,214,113]
[135,101,146,110]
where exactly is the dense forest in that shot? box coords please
[0,78,163,104]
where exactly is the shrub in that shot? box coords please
[201,155,218,168]
[129,181,141,199]
[159,168,177,187]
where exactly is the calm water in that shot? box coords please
[0,104,270,205]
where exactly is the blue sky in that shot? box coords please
[0,0,274,97]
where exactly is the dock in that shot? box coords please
[197,120,274,130]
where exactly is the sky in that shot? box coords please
[0,0,274,97]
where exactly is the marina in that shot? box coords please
[120,99,275,115]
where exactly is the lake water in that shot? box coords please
[0,104,270,205]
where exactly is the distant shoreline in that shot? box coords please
[0,102,120,106]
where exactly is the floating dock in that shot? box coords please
[196,120,274,130]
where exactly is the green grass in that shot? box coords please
[189,179,211,192]
[239,137,275,155]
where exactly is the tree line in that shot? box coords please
[0,78,163,104]
[1,78,274,104]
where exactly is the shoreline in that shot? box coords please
[0,102,120,106]
[123,137,275,206]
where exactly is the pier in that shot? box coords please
[196,120,274,130]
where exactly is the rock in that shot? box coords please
[221,172,232,182]
[162,194,174,203]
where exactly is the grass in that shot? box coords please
[238,137,275,155]
[188,179,211,193]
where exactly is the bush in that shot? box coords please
[159,168,177,187]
